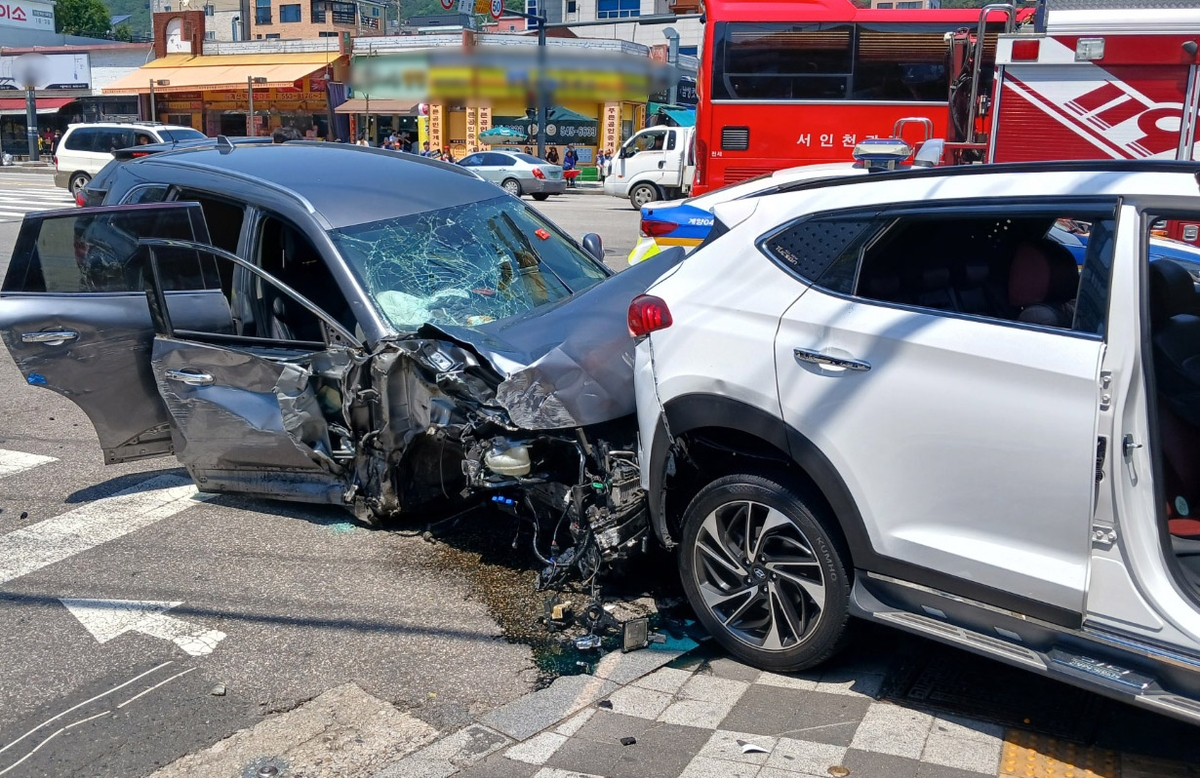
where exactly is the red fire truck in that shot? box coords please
[946,0,1200,242]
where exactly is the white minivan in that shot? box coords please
[603,125,695,209]
[54,122,205,195]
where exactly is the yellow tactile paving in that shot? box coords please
[999,730,1119,778]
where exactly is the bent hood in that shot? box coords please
[420,247,685,430]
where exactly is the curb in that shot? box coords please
[372,646,694,778]
[1,164,56,176]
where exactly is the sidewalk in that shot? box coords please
[0,162,55,176]
[373,646,1200,778]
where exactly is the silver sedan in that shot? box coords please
[458,151,566,200]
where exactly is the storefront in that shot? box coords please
[102,53,349,139]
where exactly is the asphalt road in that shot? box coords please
[0,173,641,778]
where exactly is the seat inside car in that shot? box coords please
[1006,239,1079,328]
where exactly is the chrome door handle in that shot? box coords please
[164,369,214,386]
[794,348,871,372]
[21,330,78,345]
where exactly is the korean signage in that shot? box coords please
[428,102,444,151]
[601,102,619,156]
[0,0,54,31]
[0,52,88,90]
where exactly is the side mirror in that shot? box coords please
[582,233,604,263]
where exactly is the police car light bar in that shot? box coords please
[852,138,914,171]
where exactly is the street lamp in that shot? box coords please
[148,79,170,122]
[662,27,679,106]
[247,76,268,136]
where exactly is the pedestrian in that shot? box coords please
[545,146,559,165]
[401,133,413,153]
[562,144,576,187]
[272,126,302,143]
[51,129,61,154]
[596,148,607,182]
[421,141,432,157]
[442,146,455,163]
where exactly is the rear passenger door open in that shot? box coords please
[0,203,222,463]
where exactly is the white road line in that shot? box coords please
[116,667,197,709]
[0,474,213,586]
[0,450,57,478]
[0,661,173,757]
[0,711,112,776]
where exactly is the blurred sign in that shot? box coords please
[0,52,89,90]
[0,0,53,31]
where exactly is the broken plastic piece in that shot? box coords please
[534,228,551,240]
[597,700,613,709]
[622,617,650,652]
[574,634,603,650]
[737,740,769,754]
[620,737,637,746]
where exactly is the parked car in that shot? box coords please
[3,142,684,586]
[457,150,566,200]
[54,122,206,195]
[631,159,1200,725]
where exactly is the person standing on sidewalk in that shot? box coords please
[562,145,577,187]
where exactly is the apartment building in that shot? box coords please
[247,0,390,39]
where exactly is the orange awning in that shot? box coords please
[102,53,335,95]
[333,99,417,115]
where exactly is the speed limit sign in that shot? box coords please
[490,0,503,17]
[440,0,454,10]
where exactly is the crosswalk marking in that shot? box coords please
[0,181,74,223]
[0,449,58,478]
[0,474,213,586]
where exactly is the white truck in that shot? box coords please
[603,125,695,209]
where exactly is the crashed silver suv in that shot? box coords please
[1,142,681,586]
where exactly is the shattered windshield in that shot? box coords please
[329,196,609,331]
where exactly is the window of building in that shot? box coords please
[266,32,281,37]
[330,0,355,23]
[204,30,215,38]
[255,0,271,24]
[204,3,214,14]
[597,0,639,18]
[280,3,301,20]
[566,0,576,11]
[319,30,338,36]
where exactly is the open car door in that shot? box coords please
[139,238,361,505]
[0,203,224,463]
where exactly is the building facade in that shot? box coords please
[246,0,390,40]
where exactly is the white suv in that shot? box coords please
[54,122,205,194]
[632,160,1200,725]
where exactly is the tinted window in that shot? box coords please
[459,154,484,167]
[848,205,1117,334]
[483,153,515,166]
[3,206,212,294]
[173,190,244,254]
[64,128,99,152]
[124,185,170,204]
[513,153,548,165]
[712,21,960,101]
[762,214,882,293]
[328,195,609,331]
[158,128,206,142]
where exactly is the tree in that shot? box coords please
[55,0,113,37]
[113,23,134,41]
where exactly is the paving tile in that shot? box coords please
[1121,754,1200,778]
[571,709,659,745]
[593,647,685,685]
[929,715,1006,743]
[757,671,820,692]
[505,732,571,766]
[659,696,740,729]
[760,768,817,778]
[719,685,872,746]
[545,736,626,776]
[679,754,762,778]
[455,752,541,778]
[921,729,1001,774]
[554,709,595,738]
[605,721,713,778]
[703,657,764,683]
[841,747,922,778]
[533,769,608,778]
[696,729,779,766]
[764,736,848,777]
[849,702,935,759]
[603,685,674,720]
[813,668,886,699]
[680,674,752,704]
[632,666,695,695]
[376,724,510,778]
[917,763,1000,778]
[481,675,619,741]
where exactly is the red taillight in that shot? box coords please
[532,167,545,179]
[628,294,673,338]
[1011,39,1040,61]
[52,155,58,169]
[694,136,707,189]
[74,190,86,207]
[132,151,151,157]
[640,219,678,238]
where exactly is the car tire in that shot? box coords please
[69,172,91,195]
[629,183,658,209]
[678,471,853,673]
[502,178,522,197]
[532,193,549,201]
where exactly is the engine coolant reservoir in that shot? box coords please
[484,441,531,476]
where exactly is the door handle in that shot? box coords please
[794,348,871,372]
[658,160,665,168]
[165,369,214,386]
[21,330,78,346]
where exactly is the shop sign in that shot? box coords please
[0,0,54,31]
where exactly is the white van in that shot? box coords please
[54,122,206,195]
[603,125,695,209]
